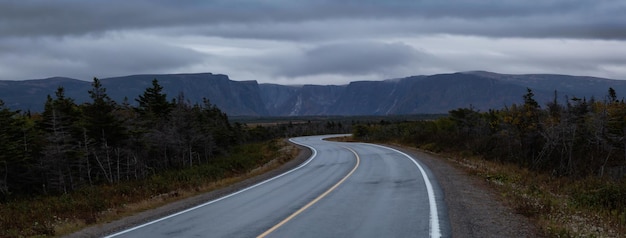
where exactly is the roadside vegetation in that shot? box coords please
[1,140,300,237]
[353,88,626,237]
[0,78,349,237]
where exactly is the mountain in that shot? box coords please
[102,73,268,116]
[0,77,92,111]
[328,73,535,114]
[259,84,345,116]
[2,71,626,116]
[0,73,269,116]
[466,71,624,97]
[259,72,626,115]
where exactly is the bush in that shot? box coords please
[570,180,626,212]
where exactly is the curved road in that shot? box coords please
[106,135,449,238]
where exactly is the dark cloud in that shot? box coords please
[277,41,425,77]
[0,1,625,83]
[0,1,624,40]
[0,35,206,80]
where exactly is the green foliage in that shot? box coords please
[0,139,290,237]
[0,78,259,199]
[523,88,540,110]
[570,180,626,211]
[352,88,626,222]
[0,100,37,197]
[135,79,172,121]
[83,77,127,146]
[354,88,626,179]
[0,76,352,236]
[352,124,370,139]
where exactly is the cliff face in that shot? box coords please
[102,73,269,116]
[3,72,626,116]
[259,84,344,116]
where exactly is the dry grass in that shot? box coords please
[0,140,300,237]
[70,140,299,236]
[441,152,626,237]
[324,135,357,142]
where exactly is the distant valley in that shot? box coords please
[2,71,626,116]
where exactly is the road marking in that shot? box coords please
[257,146,361,238]
[104,138,319,238]
[369,144,441,238]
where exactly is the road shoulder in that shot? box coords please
[66,142,312,238]
[69,139,541,237]
[385,144,541,238]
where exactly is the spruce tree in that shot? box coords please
[135,79,172,121]
[83,77,126,146]
[38,87,82,193]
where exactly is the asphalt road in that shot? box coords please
[106,135,449,238]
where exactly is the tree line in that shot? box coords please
[354,88,626,179]
[0,78,349,200]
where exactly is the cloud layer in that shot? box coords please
[1,1,626,83]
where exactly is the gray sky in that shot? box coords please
[1,0,626,85]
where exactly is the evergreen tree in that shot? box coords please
[83,77,126,146]
[81,78,129,183]
[38,87,83,193]
[523,88,540,110]
[608,87,618,103]
[0,100,31,197]
[135,79,172,121]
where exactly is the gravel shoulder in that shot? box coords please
[387,144,542,238]
[69,140,541,237]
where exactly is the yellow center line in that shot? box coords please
[257,146,361,238]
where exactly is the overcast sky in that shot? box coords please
[1,0,626,85]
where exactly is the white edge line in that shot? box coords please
[368,143,441,238]
[105,138,318,238]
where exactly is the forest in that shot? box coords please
[0,78,349,201]
[354,88,626,179]
[352,88,626,235]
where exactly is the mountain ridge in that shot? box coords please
[2,71,626,116]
